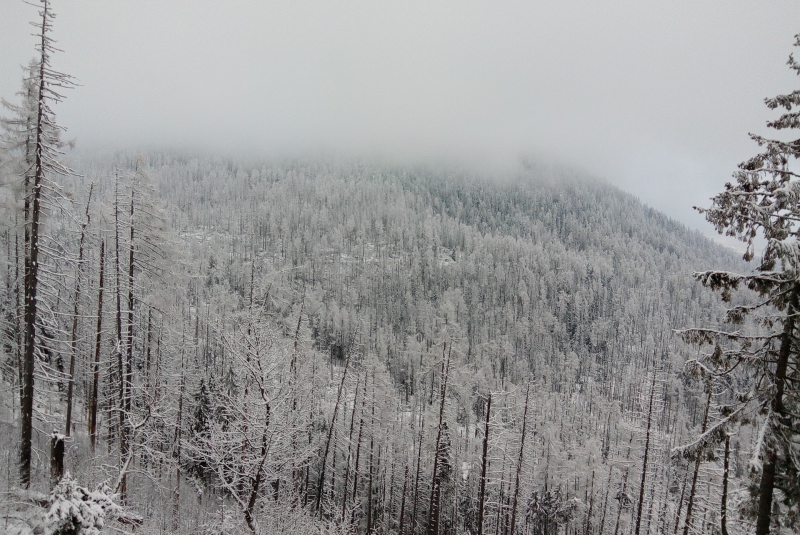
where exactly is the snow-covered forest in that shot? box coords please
[2,2,800,534]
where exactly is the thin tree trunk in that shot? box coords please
[120,183,135,501]
[316,351,351,515]
[351,375,369,512]
[682,389,712,535]
[88,240,105,450]
[427,344,451,535]
[634,368,658,535]
[612,470,628,535]
[673,470,689,535]
[478,393,492,535]
[399,464,409,535]
[113,171,123,459]
[644,466,659,535]
[172,365,185,531]
[244,404,271,534]
[342,373,362,520]
[65,186,92,436]
[367,395,376,534]
[720,435,730,535]
[14,231,24,412]
[145,307,152,386]
[586,470,595,535]
[411,416,425,535]
[510,384,530,535]
[599,461,613,534]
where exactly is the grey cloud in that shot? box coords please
[0,1,798,237]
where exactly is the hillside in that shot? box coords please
[0,152,752,534]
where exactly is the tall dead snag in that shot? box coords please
[20,0,76,488]
[172,356,185,531]
[113,170,123,455]
[316,350,351,515]
[398,463,409,535]
[509,384,530,535]
[350,392,366,515]
[366,388,376,533]
[586,470,596,534]
[410,416,425,535]
[427,343,451,535]
[65,185,92,436]
[88,239,105,450]
[477,392,491,535]
[119,176,136,501]
[681,389,712,535]
[720,434,731,535]
[341,372,363,521]
[634,367,658,535]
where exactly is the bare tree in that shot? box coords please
[19,0,76,488]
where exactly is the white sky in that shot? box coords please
[1,1,798,238]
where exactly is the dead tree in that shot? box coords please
[427,343,451,535]
[88,239,104,450]
[315,349,352,515]
[682,389,712,535]
[477,392,492,535]
[634,367,659,535]
[510,384,530,535]
[20,0,76,488]
[65,185,92,436]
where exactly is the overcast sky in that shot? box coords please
[1,1,798,238]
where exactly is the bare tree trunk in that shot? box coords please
[599,463,613,535]
[411,416,425,535]
[172,366,185,531]
[351,373,369,518]
[316,351,351,515]
[88,239,105,450]
[341,373,362,520]
[634,368,658,535]
[244,404,271,534]
[20,1,53,489]
[367,395,376,534]
[720,435,730,535]
[427,344,451,535]
[682,389,712,535]
[612,470,628,535]
[673,470,689,535]
[478,393,492,535]
[586,470,595,535]
[145,307,152,387]
[65,186,92,436]
[510,384,530,535]
[113,171,124,459]
[15,232,23,412]
[120,183,136,501]
[399,464,409,535]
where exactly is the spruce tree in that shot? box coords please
[681,32,800,534]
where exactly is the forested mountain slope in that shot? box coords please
[1,152,753,534]
[148,154,735,387]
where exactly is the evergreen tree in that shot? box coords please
[682,32,800,534]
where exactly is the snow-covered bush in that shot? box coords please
[41,473,120,535]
